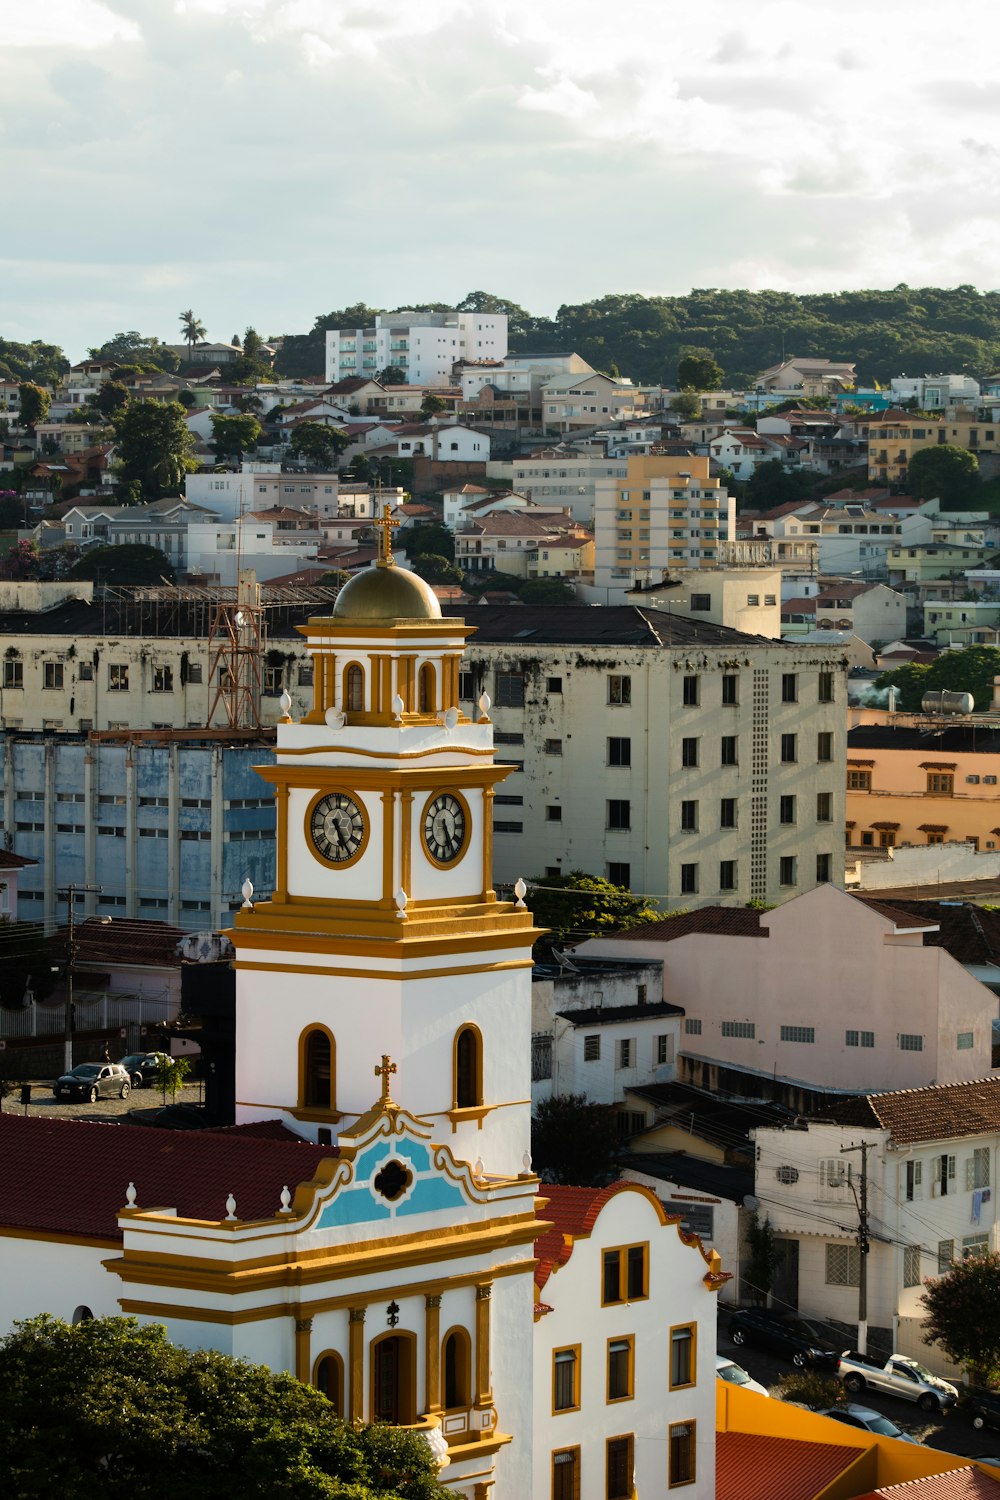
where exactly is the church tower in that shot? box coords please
[231,514,541,1179]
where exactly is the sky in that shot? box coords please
[5,0,1000,360]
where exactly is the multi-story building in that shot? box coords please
[325,309,507,386]
[185,464,381,524]
[864,412,1000,485]
[454,604,846,907]
[772,502,906,577]
[454,512,593,579]
[498,449,629,526]
[593,454,735,594]
[628,563,784,638]
[540,373,649,432]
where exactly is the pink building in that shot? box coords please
[0,850,38,921]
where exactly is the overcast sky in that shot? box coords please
[5,0,1000,359]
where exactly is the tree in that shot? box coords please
[744,1213,780,1306]
[177,388,197,409]
[65,543,176,586]
[678,349,724,390]
[243,327,263,360]
[179,308,206,357]
[0,539,41,581]
[419,394,447,419]
[744,459,813,509]
[403,523,454,561]
[0,919,57,1008]
[921,1250,1000,1385]
[0,1314,451,1500]
[0,338,68,386]
[906,444,981,508]
[456,290,533,336]
[519,578,576,604]
[112,400,195,499]
[88,332,178,372]
[288,422,348,470]
[18,382,50,429]
[410,553,463,585]
[153,1052,191,1103]
[211,412,262,462]
[95,380,129,420]
[377,365,406,386]
[669,392,701,422]
[523,870,660,952]
[531,1094,621,1186]
[877,644,1000,713]
[316,569,351,588]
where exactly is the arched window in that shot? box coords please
[370,1332,417,1425]
[71,1306,93,1326]
[442,1327,471,1410]
[313,1351,344,1415]
[300,1026,335,1112]
[418,662,436,714]
[454,1024,483,1110]
[345,663,364,713]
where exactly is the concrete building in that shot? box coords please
[499,449,628,526]
[185,465,376,524]
[454,512,593,580]
[593,454,735,595]
[453,605,847,908]
[627,564,783,638]
[325,309,507,386]
[0,848,37,921]
[890,373,981,411]
[864,413,1000,486]
[540,373,648,432]
[772,503,906,578]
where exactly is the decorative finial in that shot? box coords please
[395,887,408,921]
[225,1193,237,1221]
[278,1185,293,1215]
[444,706,459,731]
[325,705,345,730]
[241,878,254,910]
[514,877,527,909]
[374,1054,398,1104]
[474,1155,485,1179]
[392,693,405,725]
[522,1150,532,1173]
[375,502,402,568]
[279,689,293,722]
[478,691,492,723]
[125,1181,137,1208]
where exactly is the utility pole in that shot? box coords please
[841,1140,876,1356]
[57,884,102,1072]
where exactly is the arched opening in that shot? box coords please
[454,1024,483,1110]
[71,1306,93,1326]
[442,1326,471,1410]
[370,1331,417,1425]
[299,1026,335,1112]
[418,662,436,714]
[344,663,364,713]
[313,1351,344,1415]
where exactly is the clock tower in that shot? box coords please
[230,526,541,1178]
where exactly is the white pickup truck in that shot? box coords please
[838,1351,959,1413]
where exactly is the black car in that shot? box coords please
[965,1388,1000,1432]
[729,1308,842,1370]
[53,1063,132,1103]
[119,1052,165,1089]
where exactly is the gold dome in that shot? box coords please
[332,563,442,621]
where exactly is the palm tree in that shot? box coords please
[179,309,206,358]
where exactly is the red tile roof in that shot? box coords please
[534,1183,630,1289]
[0,850,37,869]
[716,1432,865,1500]
[856,1470,1000,1497]
[0,1114,337,1241]
[597,907,767,944]
[49,918,186,970]
[857,898,940,930]
[820,1076,1000,1145]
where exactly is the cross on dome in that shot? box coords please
[374,503,401,568]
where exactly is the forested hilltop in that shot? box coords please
[274,286,1000,387]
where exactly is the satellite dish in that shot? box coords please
[742,1194,759,1211]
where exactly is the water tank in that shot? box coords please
[921,690,975,715]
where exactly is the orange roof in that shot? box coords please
[716,1432,865,1500]
[856,1470,1000,1497]
[533,1183,630,1290]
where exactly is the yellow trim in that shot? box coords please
[441,1323,473,1412]
[233,958,535,982]
[370,1328,417,1425]
[312,1349,345,1416]
[260,763,511,793]
[481,786,495,901]
[606,1333,635,1405]
[294,1311,313,1381]
[420,788,472,869]
[606,1433,635,1499]
[303,788,370,871]
[276,742,488,759]
[439,1431,512,1462]
[552,1344,581,1415]
[298,1023,336,1114]
[297,620,476,642]
[600,1242,649,1307]
[349,1307,365,1423]
[474,1280,492,1409]
[667,1419,697,1489]
[425,1294,443,1416]
[275,784,289,900]
[668,1322,697,1390]
[401,789,413,900]
[343,660,365,713]
[418,661,436,714]
[381,787,395,903]
[453,1022,484,1111]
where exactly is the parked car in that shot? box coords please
[728,1308,842,1370]
[839,1351,958,1413]
[964,1388,1000,1432]
[118,1052,165,1089]
[820,1404,919,1443]
[716,1355,769,1396]
[53,1063,132,1103]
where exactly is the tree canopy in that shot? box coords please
[906,444,981,508]
[531,1094,621,1187]
[921,1250,1000,1385]
[0,1314,451,1500]
[96,380,130,420]
[288,422,348,469]
[211,412,262,461]
[88,332,179,372]
[112,400,195,499]
[0,337,68,386]
[524,870,661,952]
[678,348,724,390]
[18,382,50,429]
[744,459,814,509]
[402,523,454,561]
[65,543,176,586]
[410,553,463,584]
[875,644,1000,712]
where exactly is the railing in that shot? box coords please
[2,990,176,1041]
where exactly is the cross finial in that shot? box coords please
[374,1053,397,1103]
[375,502,401,568]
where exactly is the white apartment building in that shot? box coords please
[454,604,847,908]
[541,373,648,432]
[497,451,628,526]
[186,518,319,585]
[185,464,387,523]
[460,352,594,401]
[593,454,736,596]
[325,309,507,386]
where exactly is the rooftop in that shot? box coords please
[533,1182,630,1290]
[556,1001,683,1026]
[716,1431,865,1500]
[819,1076,1000,1144]
[444,605,781,649]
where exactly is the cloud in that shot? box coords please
[6,0,138,48]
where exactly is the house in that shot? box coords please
[629,564,783,638]
[505,448,628,526]
[541,373,646,432]
[0,849,38,921]
[325,309,508,386]
[389,423,490,463]
[454,512,589,579]
[755,358,857,395]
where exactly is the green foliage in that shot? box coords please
[0,539,41,581]
[876,644,1000,712]
[524,869,660,951]
[744,459,814,509]
[419,394,447,419]
[532,1093,622,1186]
[288,422,348,469]
[88,332,179,372]
[0,1314,451,1499]
[211,412,262,460]
[745,1213,779,1305]
[153,1052,191,1103]
[111,400,195,499]
[317,569,352,587]
[0,920,56,1008]
[377,365,407,385]
[410,553,463,584]
[96,380,130,419]
[177,389,197,408]
[678,348,724,390]
[921,1249,1000,1385]
[65,543,176,586]
[18,382,50,428]
[906,444,981,508]
[775,1371,844,1409]
[179,308,206,352]
[670,391,701,421]
[242,326,263,360]
[0,338,68,386]
[456,290,533,336]
[519,578,576,604]
[403,523,454,561]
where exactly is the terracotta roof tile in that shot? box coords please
[533,1182,630,1289]
[49,917,187,970]
[716,1431,864,1500]
[0,850,38,869]
[819,1077,1000,1144]
[855,899,1000,967]
[856,898,940,930]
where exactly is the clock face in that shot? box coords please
[422,792,468,866]
[308,792,367,866]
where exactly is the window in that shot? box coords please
[297,664,313,686]
[3,660,23,688]
[618,1038,633,1069]
[690,592,711,611]
[668,1423,696,1488]
[818,731,833,762]
[682,675,699,706]
[905,1161,923,1201]
[899,1033,923,1051]
[782,672,797,703]
[608,737,631,767]
[670,1324,695,1388]
[547,676,563,693]
[607,1337,634,1402]
[967,1147,990,1190]
[963,1235,989,1259]
[957,1030,975,1050]
[185,661,203,684]
[552,1448,580,1500]
[685,1018,702,1035]
[108,664,129,691]
[816,792,832,823]
[606,1435,634,1500]
[443,1329,471,1409]
[681,737,698,768]
[721,1020,754,1039]
[722,674,738,705]
[937,1154,957,1195]
[927,771,954,795]
[454,1025,482,1109]
[819,671,834,703]
[780,733,797,763]
[747,593,759,606]
[151,663,174,693]
[553,1346,580,1413]
[43,661,64,690]
[826,1243,861,1287]
[545,738,563,756]
[680,800,698,832]
[602,1244,647,1305]
[903,1245,922,1288]
[656,1034,673,1066]
[720,797,736,829]
[719,860,736,891]
[938,1239,955,1273]
[584,1035,601,1062]
[816,853,832,882]
[779,795,796,825]
[845,1029,875,1048]
[546,806,562,823]
[459,669,476,700]
[608,675,631,706]
[721,736,738,766]
[314,1352,344,1414]
[680,863,698,895]
[608,800,630,831]
[494,820,523,832]
[495,671,524,708]
[779,856,797,886]
[607,862,630,887]
[300,1027,335,1111]
[418,662,436,713]
[780,1025,815,1043]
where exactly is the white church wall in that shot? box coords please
[0,1241,120,1331]
[491,1271,536,1498]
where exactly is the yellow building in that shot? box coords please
[864,413,999,485]
[593,454,736,592]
